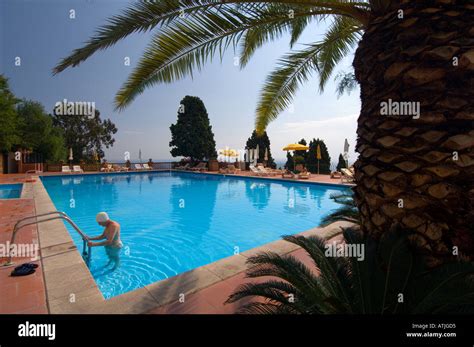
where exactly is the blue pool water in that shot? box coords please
[41,172,349,298]
[0,184,23,199]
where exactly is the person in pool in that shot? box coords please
[87,212,123,269]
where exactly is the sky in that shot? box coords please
[0,0,360,164]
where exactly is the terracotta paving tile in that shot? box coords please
[0,290,46,314]
[147,245,326,314]
[0,187,48,314]
[148,270,272,314]
[15,306,49,314]
[148,292,220,314]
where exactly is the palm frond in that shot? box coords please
[53,0,212,74]
[255,43,321,132]
[53,0,370,75]
[317,15,361,91]
[411,262,474,314]
[255,15,362,133]
[239,5,317,68]
[114,5,331,109]
[320,192,359,226]
[283,235,353,311]
[335,71,357,97]
[236,301,297,314]
[227,226,474,314]
[114,2,364,109]
[227,280,298,307]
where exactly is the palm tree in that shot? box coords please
[225,228,474,314]
[53,1,474,262]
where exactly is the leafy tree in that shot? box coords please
[16,100,66,162]
[0,75,20,152]
[294,138,307,159]
[335,71,357,98]
[245,130,275,168]
[169,95,217,161]
[284,153,305,172]
[306,138,331,174]
[52,109,117,162]
[285,138,307,171]
[284,152,293,171]
[336,153,347,172]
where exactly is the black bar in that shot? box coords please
[0,314,471,346]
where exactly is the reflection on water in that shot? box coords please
[245,180,271,210]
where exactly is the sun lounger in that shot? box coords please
[282,170,298,179]
[112,164,128,172]
[220,164,237,174]
[191,162,207,172]
[176,163,190,170]
[341,168,355,183]
[100,164,114,172]
[62,166,72,173]
[134,164,144,170]
[257,166,276,176]
[330,171,342,179]
[142,163,152,170]
[72,165,83,173]
[250,164,268,176]
[298,171,311,179]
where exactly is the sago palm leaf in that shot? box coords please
[320,192,359,226]
[226,227,474,314]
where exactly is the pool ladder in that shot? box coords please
[4,211,92,266]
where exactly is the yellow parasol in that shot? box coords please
[283,144,309,171]
[283,144,309,151]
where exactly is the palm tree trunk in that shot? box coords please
[352,0,474,265]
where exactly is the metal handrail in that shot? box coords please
[5,211,91,266]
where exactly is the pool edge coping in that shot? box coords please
[34,174,353,314]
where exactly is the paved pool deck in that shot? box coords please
[0,171,351,314]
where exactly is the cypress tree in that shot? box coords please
[170,96,217,161]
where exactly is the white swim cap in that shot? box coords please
[96,212,110,223]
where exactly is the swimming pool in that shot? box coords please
[41,172,349,298]
[0,184,23,199]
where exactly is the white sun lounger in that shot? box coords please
[62,166,72,173]
[341,168,355,183]
[250,165,267,176]
[134,164,144,170]
[257,166,276,176]
[72,165,83,173]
